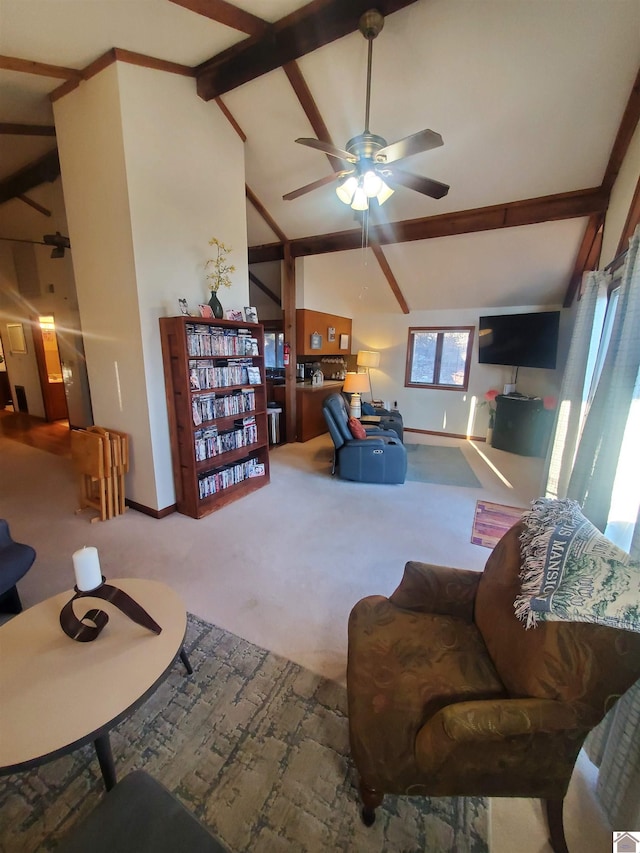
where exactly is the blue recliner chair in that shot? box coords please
[322,394,407,484]
[0,519,36,613]
[342,394,404,441]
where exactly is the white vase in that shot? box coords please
[486,427,493,445]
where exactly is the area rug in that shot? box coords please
[471,500,526,548]
[0,615,488,853]
[405,444,481,488]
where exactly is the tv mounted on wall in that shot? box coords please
[478,311,560,369]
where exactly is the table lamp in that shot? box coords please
[356,350,380,399]
[342,372,371,418]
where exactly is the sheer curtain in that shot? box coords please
[567,227,640,539]
[542,226,640,828]
[542,270,608,500]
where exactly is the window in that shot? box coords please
[405,326,474,391]
[264,331,284,369]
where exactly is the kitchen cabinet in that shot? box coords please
[296,309,352,356]
[273,381,343,442]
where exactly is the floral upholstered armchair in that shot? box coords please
[346,519,640,853]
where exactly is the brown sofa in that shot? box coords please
[347,522,640,852]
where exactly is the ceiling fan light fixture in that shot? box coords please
[336,175,358,205]
[351,183,369,211]
[376,181,394,205]
[362,169,382,198]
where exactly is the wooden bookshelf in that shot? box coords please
[159,316,270,519]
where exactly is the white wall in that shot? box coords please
[352,305,563,437]
[298,251,562,436]
[54,61,248,511]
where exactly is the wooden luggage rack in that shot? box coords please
[71,427,130,522]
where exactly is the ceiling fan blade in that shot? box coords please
[295,138,356,164]
[283,170,353,201]
[375,129,444,164]
[383,167,450,199]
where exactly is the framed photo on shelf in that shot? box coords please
[339,334,349,350]
[198,304,214,318]
[225,309,244,321]
[310,332,322,350]
[178,298,190,316]
[244,306,258,323]
[327,326,336,342]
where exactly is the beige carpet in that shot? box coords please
[0,432,613,853]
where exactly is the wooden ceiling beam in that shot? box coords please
[50,47,194,102]
[249,243,286,264]
[246,186,288,244]
[616,174,640,257]
[169,0,268,36]
[249,271,281,306]
[283,60,339,172]
[0,123,56,137]
[196,0,419,100]
[370,243,409,314]
[563,213,605,307]
[0,54,82,80]
[601,66,640,193]
[17,195,52,217]
[215,96,246,141]
[0,150,60,206]
[111,48,194,77]
[248,186,609,263]
[286,186,609,258]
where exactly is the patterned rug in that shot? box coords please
[471,500,526,548]
[405,444,481,488]
[0,616,488,853]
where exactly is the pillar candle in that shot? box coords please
[72,546,103,591]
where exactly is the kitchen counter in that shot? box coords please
[272,382,343,441]
[296,380,344,392]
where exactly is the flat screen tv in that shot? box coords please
[478,311,560,369]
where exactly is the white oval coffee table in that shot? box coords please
[0,578,191,789]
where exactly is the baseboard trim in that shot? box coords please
[404,427,487,442]
[125,499,176,518]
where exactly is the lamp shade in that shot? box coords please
[342,372,371,395]
[356,350,380,369]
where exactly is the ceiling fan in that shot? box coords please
[283,8,450,211]
[0,231,71,258]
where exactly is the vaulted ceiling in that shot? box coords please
[1,0,638,312]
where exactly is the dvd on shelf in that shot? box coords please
[197,455,265,499]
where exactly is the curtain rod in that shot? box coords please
[604,248,628,273]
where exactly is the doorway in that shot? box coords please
[0,336,12,410]
[31,315,69,422]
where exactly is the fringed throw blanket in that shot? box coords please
[515,497,640,631]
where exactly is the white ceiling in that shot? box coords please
[0,0,638,311]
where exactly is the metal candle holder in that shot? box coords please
[59,577,162,642]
